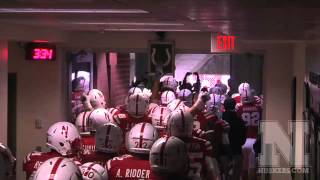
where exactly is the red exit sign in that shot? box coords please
[211,34,237,53]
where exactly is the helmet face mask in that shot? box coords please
[46,122,81,156]
[126,123,159,154]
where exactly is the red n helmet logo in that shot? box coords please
[61,126,69,138]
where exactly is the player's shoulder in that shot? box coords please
[106,154,132,170]
[24,151,58,163]
[110,154,133,162]
[113,113,129,124]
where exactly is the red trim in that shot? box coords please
[139,123,146,148]
[174,100,183,111]
[82,111,87,132]
[49,157,64,180]
[135,95,139,116]
[87,110,95,128]
[159,107,164,126]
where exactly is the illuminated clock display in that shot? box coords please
[25,42,56,61]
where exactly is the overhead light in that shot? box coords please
[0,8,148,14]
[70,22,184,26]
[103,28,201,32]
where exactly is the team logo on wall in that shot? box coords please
[148,41,175,75]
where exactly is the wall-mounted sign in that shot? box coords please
[148,41,175,75]
[25,42,56,61]
[211,33,237,53]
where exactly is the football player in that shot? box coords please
[150,136,190,180]
[0,143,16,179]
[151,105,171,136]
[160,76,178,92]
[23,122,82,179]
[166,93,220,180]
[106,123,160,180]
[71,76,87,122]
[32,157,82,180]
[82,123,123,166]
[236,84,262,180]
[79,108,114,163]
[82,89,107,111]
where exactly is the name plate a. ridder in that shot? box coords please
[148,41,175,76]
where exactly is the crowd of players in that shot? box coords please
[0,72,263,180]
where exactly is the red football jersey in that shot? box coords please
[81,133,96,158]
[71,90,85,122]
[106,154,161,180]
[236,102,262,138]
[185,136,213,180]
[82,151,116,167]
[232,94,241,104]
[113,113,151,134]
[194,111,218,131]
[23,151,82,179]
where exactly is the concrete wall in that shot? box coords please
[8,42,68,180]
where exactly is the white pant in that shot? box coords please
[242,138,256,170]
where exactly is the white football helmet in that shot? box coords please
[206,94,224,109]
[215,83,228,95]
[128,87,142,95]
[46,122,81,156]
[167,109,194,138]
[80,162,108,180]
[150,136,189,174]
[33,157,82,180]
[151,106,171,129]
[160,90,176,105]
[75,111,92,133]
[238,82,251,101]
[0,143,15,179]
[178,89,193,107]
[88,89,106,109]
[126,123,159,154]
[127,93,149,118]
[88,108,113,131]
[161,76,178,91]
[167,99,189,112]
[95,123,123,153]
